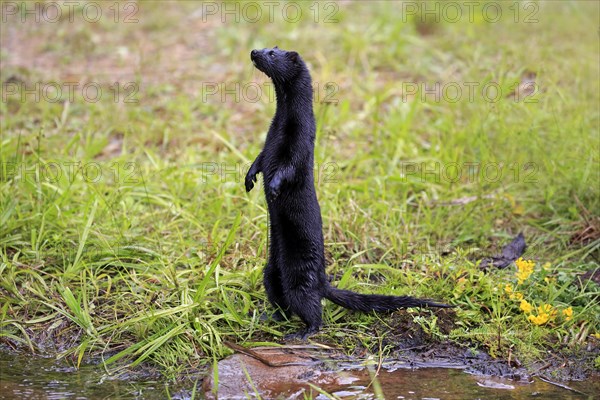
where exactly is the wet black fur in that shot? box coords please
[246,47,452,339]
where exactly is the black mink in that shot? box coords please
[246,47,452,339]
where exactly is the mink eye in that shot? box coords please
[269,51,275,57]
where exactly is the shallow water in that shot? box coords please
[0,350,176,400]
[1,349,598,399]
[338,368,599,400]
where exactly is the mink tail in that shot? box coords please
[324,286,454,312]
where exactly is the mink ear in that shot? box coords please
[288,51,299,63]
[273,45,278,49]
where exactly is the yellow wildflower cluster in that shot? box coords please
[515,257,535,284]
[527,303,557,325]
[501,260,574,327]
[528,313,549,325]
[517,301,573,326]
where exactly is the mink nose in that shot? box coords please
[251,49,258,59]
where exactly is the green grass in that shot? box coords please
[1,0,599,381]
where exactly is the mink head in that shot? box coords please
[250,46,307,85]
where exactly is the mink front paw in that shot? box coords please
[245,172,257,192]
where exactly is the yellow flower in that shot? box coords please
[593,333,600,339]
[528,313,550,325]
[527,304,557,325]
[520,299,533,314]
[504,285,513,294]
[562,307,573,321]
[515,257,535,284]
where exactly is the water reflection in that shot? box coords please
[0,349,169,400]
[1,349,598,399]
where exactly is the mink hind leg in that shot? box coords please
[262,225,290,321]
[263,262,290,321]
[283,283,323,340]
